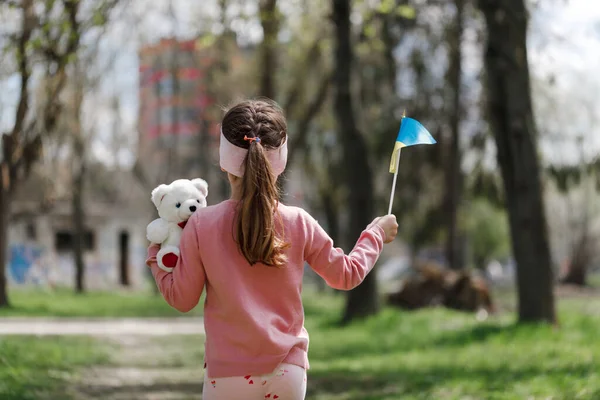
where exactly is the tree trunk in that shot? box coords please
[217,0,233,201]
[259,0,279,99]
[561,260,586,286]
[561,137,590,286]
[561,232,589,286]
[318,189,339,293]
[332,0,378,324]
[445,0,465,270]
[0,0,35,308]
[478,0,556,323]
[72,64,86,294]
[0,186,10,308]
[72,148,86,294]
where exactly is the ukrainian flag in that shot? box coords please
[389,116,436,173]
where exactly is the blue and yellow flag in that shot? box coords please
[389,116,436,173]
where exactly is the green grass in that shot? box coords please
[94,290,600,399]
[301,291,600,400]
[0,288,204,318]
[0,336,109,400]
[1,288,599,399]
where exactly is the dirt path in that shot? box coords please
[0,317,204,336]
[0,318,206,399]
[69,335,206,400]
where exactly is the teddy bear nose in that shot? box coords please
[189,205,197,212]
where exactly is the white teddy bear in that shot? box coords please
[146,178,209,272]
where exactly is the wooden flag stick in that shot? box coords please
[388,110,406,215]
[388,149,401,215]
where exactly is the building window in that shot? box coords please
[54,231,95,252]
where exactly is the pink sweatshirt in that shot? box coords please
[145,199,385,378]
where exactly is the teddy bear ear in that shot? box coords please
[191,178,208,197]
[151,184,169,208]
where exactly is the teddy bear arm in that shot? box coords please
[146,218,170,244]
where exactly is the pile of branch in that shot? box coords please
[386,262,495,314]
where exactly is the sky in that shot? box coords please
[529,0,600,165]
[0,0,599,168]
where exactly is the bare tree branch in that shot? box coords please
[9,0,34,150]
[282,37,323,116]
[287,71,333,169]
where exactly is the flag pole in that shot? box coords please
[388,110,406,215]
[388,149,401,215]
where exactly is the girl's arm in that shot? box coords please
[146,215,206,312]
[303,212,385,291]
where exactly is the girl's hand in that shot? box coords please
[368,215,398,244]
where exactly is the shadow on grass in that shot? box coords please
[69,363,598,400]
[307,363,596,399]
[306,323,519,362]
[429,322,532,348]
[308,313,564,362]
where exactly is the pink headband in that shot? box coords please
[219,130,288,178]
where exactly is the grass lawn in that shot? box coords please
[0,288,204,318]
[0,336,109,400]
[301,291,600,400]
[1,288,599,399]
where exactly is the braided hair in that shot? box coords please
[221,98,290,267]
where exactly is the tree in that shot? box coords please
[0,0,82,307]
[258,0,279,98]
[533,67,600,287]
[52,0,123,294]
[70,62,86,294]
[546,138,600,287]
[444,0,466,270]
[332,0,378,323]
[353,1,453,260]
[478,0,556,323]
[255,0,332,190]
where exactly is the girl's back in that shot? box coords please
[196,200,310,378]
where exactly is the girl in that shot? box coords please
[146,98,398,400]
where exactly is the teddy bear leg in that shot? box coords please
[156,248,173,272]
[157,245,180,272]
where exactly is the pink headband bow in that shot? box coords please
[219,129,288,178]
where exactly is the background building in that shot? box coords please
[7,165,150,290]
[137,35,247,203]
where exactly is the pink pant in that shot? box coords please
[202,363,307,400]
